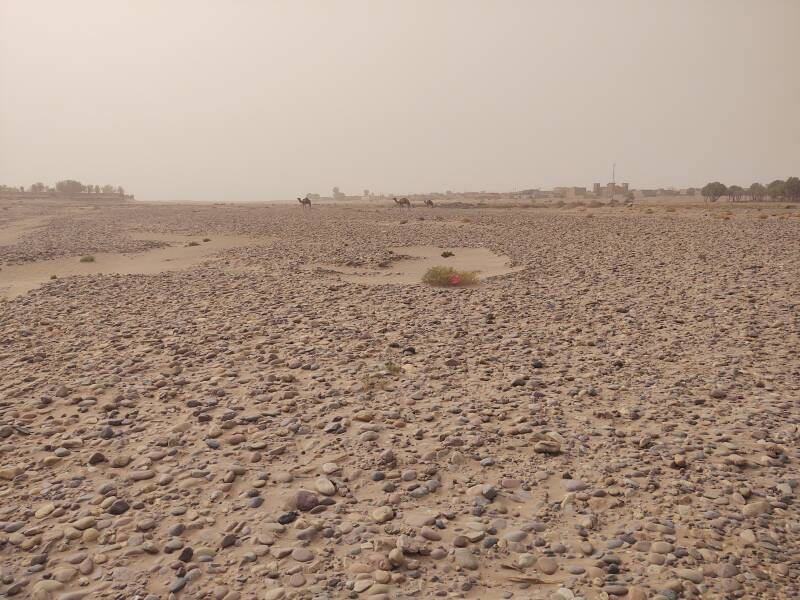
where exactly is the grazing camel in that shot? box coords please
[297,196,311,209]
[394,197,411,209]
[423,198,434,207]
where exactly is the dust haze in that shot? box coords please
[1,3,800,600]
[1,0,798,201]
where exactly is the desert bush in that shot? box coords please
[422,266,479,287]
[187,241,200,247]
[360,374,387,392]
[79,255,95,263]
[441,251,454,258]
[203,238,211,242]
[384,361,402,376]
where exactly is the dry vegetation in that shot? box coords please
[422,265,480,287]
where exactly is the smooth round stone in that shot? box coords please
[353,579,374,593]
[504,530,527,542]
[651,541,673,554]
[517,553,536,568]
[35,503,56,518]
[72,517,96,530]
[562,479,587,492]
[676,568,703,584]
[628,587,648,600]
[566,565,585,575]
[321,463,340,475]
[604,585,628,596]
[137,519,156,531]
[294,490,319,512]
[291,547,314,562]
[537,557,558,575]
[314,477,336,496]
[371,506,394,523]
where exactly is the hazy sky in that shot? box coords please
[1,1,798,201]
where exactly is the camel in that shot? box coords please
[394,197,411,209]
[298,196,311,209]
[423,198,434,207]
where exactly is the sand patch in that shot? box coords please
[0,216,52,245]
[0,234,255,298]
[319,246,522,286]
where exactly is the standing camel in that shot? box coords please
[298,196,311,209]
[394,197,411,209]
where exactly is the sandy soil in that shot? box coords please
[0,197,798,600]
[317,246,523,286]
[0,235,256,298]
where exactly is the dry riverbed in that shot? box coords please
[0,198,798,600]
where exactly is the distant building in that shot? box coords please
[553,186,587,198]
[598,182,628,197]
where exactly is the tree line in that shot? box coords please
[0,180,126,195]
[701,178,800,203]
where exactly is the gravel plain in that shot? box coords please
[0,197,798,600]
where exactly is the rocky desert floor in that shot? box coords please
[0,197,798,600]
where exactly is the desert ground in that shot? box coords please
[0,196,798,600]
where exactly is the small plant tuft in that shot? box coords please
[422,266,479,287]
[79,255,95,263]
[360,373,388,392]
[384,361,402,376]
[441,251,454,258]
[187,241,200,247]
